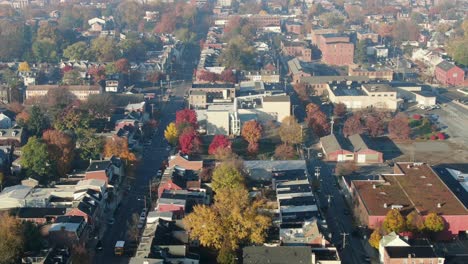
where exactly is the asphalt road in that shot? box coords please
[94,84,190,263]
[308,159,371,264]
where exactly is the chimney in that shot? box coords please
[373,184,376,189]
[437,203,441,208]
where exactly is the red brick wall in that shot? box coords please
[435,66,465,86]
[322,42,354,66]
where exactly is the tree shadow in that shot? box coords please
[367,136,403,160]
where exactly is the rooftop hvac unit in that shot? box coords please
[391,205,403,210]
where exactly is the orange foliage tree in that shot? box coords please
[42,129,76,177]
[103,136,136,162]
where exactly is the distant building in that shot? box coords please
[350,162,468,240]
[348,65,394,81]
[281,40,312,62]
[435,61,465,86]
[300,75,370,96]
[319,134,383,163]
[285,21,303,35]
[327,83,399,110]
[26,85,100,101]
[317,34,354,66]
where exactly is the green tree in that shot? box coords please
[118,38,147,62]
[76,129,104,161]
[279,116,303,145]
[21,137,54,183]
[383,209,406,233]
[91,37,119,62]
[355,40,368,64]
[54,106,90,131]
[319,12,345,28]
[0,212,24,264]
[211,162,245,192]
[218,36,256,70]
[116,0,143,30]
[27,106,50,137]
[32,40,58,63]
[22,221,43,252]
[424,212,445,233]
[63,41,91,61]
[62,69,82,85]
[0,172,4,191]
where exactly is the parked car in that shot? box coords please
[96,240,103,251]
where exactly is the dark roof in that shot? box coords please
[191,83,235,89]
[243,246,312,264]
[151,219,186,247]
[263,95,290,102]
[55,215,85,224]
[279,195,315,206]
[17,207,66,219]
[277,184,312,195]
[301,75,369,84]
[436,60,456,72]
[272,169,308,182]
[385,246,438,259]
[86,160,111,172]
[160,190,188,201]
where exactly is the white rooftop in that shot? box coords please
[0,185,33,200]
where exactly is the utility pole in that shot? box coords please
[341,232,349,249]
[326,195,332,207]
[330,119,335,134]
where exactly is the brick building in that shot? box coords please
[348,65,394,81]
[285,21,303,35]
[435,61,465,86]
[350,162,468,240]
[26,85,101,101]
[317,34,354,66]
[281,40,312,62]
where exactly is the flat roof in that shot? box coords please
[263,95,290,102]
[330,85,366,96]
[243,246,312,264]
[385,246,437,259]
[362,83,394,93]
[353,163,467,216]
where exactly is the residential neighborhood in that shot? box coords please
[0,0,467,264]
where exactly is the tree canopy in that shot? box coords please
[279,116,302,145]
[211,162,245,192]
[383,209,406,233]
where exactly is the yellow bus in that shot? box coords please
[114,241,125,256]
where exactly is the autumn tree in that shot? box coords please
[279,116,302,145]
[42,130,76,177]
[178,127,201,155]
[90,37,119,62]
[198,70,219,82]
[219,69,237,83]
[211,162,245,192]
[388,113,411,140]
[21,137,54,183]
[83,94,115,118]
[383,209,406,233]
[88,65,106,82]
[406,210,425,232]
[103,136,136,162]
[0,212,24,263]
[306,103,330,137]
[183,187,271,254]
[365,114,385,137]
[218,36,256,70]
[54,105,90,131]
[274,144,296,160]
[164,122,179,145]
[293,83,309,101]
[343,114,364,137]
[241,120,262,154]
[18,61,31,72]
[333,103,347,118]
[424,212,445,233]
[115,58,130,74]
[209,135,231,155]
[71,243,93,264]
[175,109,198,128]
[7,102,24,114]
[368,229,382,249]
[335,162,358,176]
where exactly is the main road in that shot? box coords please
[94,83,190,263]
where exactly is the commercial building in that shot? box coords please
[327,83,399,111]
[348,65,394,81]
[281,40,312,62]
[435,61,465,86]
[189,83,236,109]
[300,75,370,96]
[26,85,101,101]
[350,162,468,239]
[320,134,383,163]
[317,34,354,66]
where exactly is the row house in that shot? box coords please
[281,40,312,62]
[26,85,101,101]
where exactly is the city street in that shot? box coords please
[93,83,190,263]
[307,159,372,264]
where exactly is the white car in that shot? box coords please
[317,153,323,158]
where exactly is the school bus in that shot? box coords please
[114,241,125,256]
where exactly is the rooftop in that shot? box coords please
[263,95,290,103]
[362,83,394,93]
[437,60,457,71]
[17,207,67,219]
[191,83,235,89]
[86,160,111,172]
[243,246,312,264]
[353,162,467,216]
[320,134,343,153]
[329,83,366,96]
[385,246,438,259]
[301,75,369,84]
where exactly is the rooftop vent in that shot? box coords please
[426,183,432,187]
[420,176,426,179]
[372,184,376,189]
[437,203,442,208]
[379,192,387,195]
[391,204,403,210]
[384,203,388,208]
